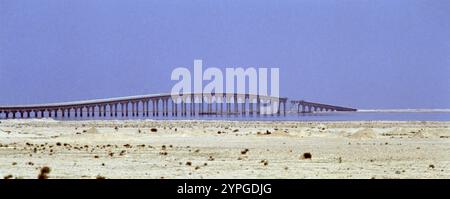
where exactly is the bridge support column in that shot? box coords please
[151,100,155,116]
[137,102,141,117]
[87,107,91,117]
[174,100,178,116]
[163,99,167,116]
[121,103,125,117]
[171,100,174,116]
[156,99,160,116]
[191,96,195,116]
[242,98,246,115]
[215,101,218,116]
[277,100,281,116]
[234,95,238,115]
[145,101,149,117]
[160,100,164,116]
[184,100,188,116]
[102,105,106,117]
[181,101,184,116]
[167,99,170,116]
[220,97,223,115]
[256,97,260,116]
[166,99,170,117]
[98,106,101,117]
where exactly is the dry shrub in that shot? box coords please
[96,175,106,179]
[241,149,249,155]
[38,166,51,179]
[4,175,13,179]
[260,159,269,166]
[301,152,312,160]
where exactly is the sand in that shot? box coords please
[0,119,449,179]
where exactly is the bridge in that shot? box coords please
[0,93,357,119]
[290,100,357,113]
[0,93,289,119]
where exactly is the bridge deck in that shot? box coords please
[0,93,289,119]
[291,100,357,112]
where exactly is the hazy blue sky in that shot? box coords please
[1,0,449,109]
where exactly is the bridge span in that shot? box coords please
[290,100,357,113]
[0,93,289,119]
[0,93,357,119]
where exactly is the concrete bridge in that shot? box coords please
[290,100,357,113]
[0,93,289,119]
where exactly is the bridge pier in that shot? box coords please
[166,98,170,116]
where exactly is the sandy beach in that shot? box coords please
[0,119,449,179]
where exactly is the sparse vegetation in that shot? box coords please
[260,159,269,166]
[38,166,51,179]
[96,175,106,179]
[301,152,312,160]
[4,174,13,179]
[241,149,249,155]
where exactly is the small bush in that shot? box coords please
[301,152,312,160]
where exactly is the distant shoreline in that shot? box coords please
[357,109,450,113]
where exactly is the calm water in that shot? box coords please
[163,111,450,121]
[51,111,450,121]
[3,111,450,121]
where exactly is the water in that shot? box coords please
[160,111,450,121]
[47,111,450,121]
[2,110,450,121]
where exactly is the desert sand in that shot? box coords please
[0,119,449,179]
